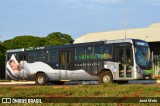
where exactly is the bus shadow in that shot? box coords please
[62,80,158,85]
[128,79,157,84]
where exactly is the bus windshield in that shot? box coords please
[135,45,151,69]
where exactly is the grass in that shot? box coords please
[0,83,159,97]
[0,80,11,82]
[0,83,159,105]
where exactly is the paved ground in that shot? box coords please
[0,79,159,85]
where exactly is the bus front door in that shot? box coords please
[117,47,133,79]
[59,51,71,80]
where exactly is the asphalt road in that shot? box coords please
[0,79,159,85]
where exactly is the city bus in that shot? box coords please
[5,38,152,85]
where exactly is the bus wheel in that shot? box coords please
[99,71,113,84]
[35,73,46,85]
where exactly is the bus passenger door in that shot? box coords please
[117,47,132,79]
[59,51,71,80]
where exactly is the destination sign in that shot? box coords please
[135,41,148,46]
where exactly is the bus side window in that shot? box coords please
[19,55,27,61]
[48,49,58,63]
[94,46,102,59]
[34,50,43,61]
[102,45,113,60]
[75,47,85,61]
[86,46,93,60]
[126,48,132,65]
[7,53,12,60]
[43,50,48,62]
[28,52,35,63]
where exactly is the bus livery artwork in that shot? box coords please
[6,54,58,81]
[7,54,31,80]
[5,39,152,85]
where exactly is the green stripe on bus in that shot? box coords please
[145,70,152,74]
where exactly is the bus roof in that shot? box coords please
[6,38,146,53]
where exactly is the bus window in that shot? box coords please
[94,46,102,59]
[66,52,70,63]
[48,50,58,63]
[19,54,27,61]
[102,45,113,60]
[7,53,12,60]
[126,48,131,64]
[8,53,19,61]
[86,47,93,60]
[28,52,35,62]
[28,51,43,62]
[75,47,86,61]
[60,52,65,63]
[76,47,94,61]
[43,50,49,62]
[35,51,43,61]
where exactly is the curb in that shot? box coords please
[0,81,35,85]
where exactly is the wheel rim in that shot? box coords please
[38,76,44,84]
[103,75,111,83]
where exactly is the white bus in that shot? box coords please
[5,38,152,85]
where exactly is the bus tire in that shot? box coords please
[35,73,46,85]
[99,71,113,84]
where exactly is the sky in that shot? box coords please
[0,0,160,41]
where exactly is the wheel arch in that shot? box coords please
[35,71,50,82]
[99,68,113,76]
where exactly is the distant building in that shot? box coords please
[74,23,160,75]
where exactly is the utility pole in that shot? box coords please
[124,0,127,39]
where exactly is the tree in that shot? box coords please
[0,43,6,79]
[3,33,74,49]
[3,35,44,49]
[45,32,74,46]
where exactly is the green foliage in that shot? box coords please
[0,44,6,64]
[0,43,6,79]
[2,32,74,49]
[45,32,74,46]
[3,35,44,49]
